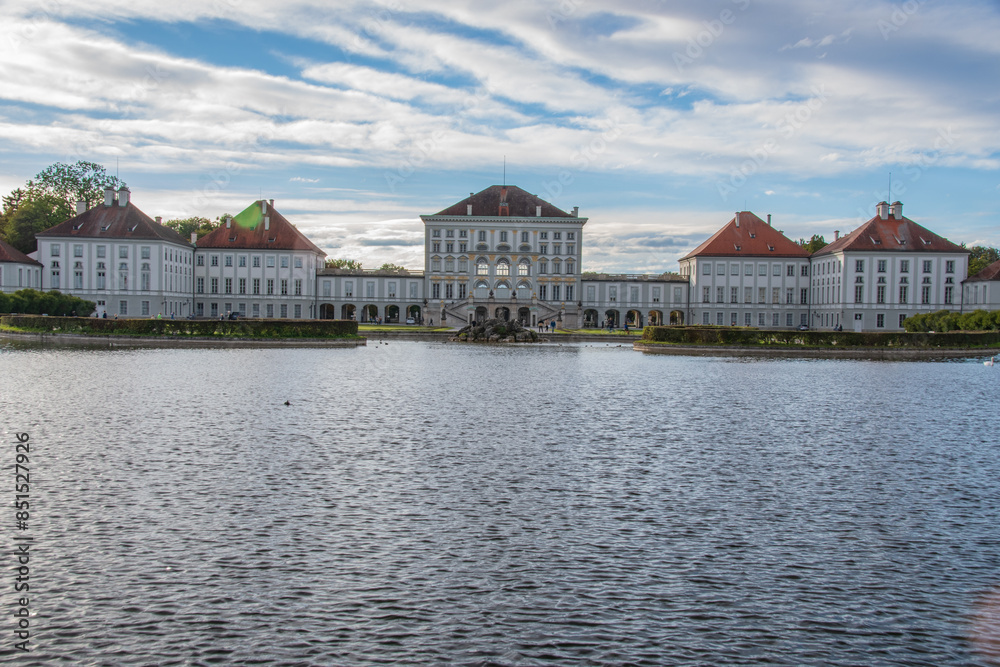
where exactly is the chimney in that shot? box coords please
[191,232,197,244]
[76,200,86,215]
[767,214,772,226]
[834,230,840,241]
[269,199,274,209]
[467,204,473,215]
[890,201,902,218]
[264,215,270,231]
[735,212,740,228]
[104,187,115,207]
[155,216,162,224]
[877,201,889,219]
[117,186,129,207]
[572,206,579,217]
[536,205,542,217]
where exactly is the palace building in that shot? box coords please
[28,184,973,332]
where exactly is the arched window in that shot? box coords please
[476,259,489,276]
[496,259,510,276]
[518,259,530,276]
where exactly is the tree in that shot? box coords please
[0,193,73,254]
[27,161,125,209]
[377,262,406,272]
[164,216,218,240]
[966,245,1000,277]
[0,161,125,253]
[325,258,363,270]
[797,234,828,253]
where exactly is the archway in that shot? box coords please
[475,306,488,322]
[648,310,663,326]
[669,309,684,325]
[626,310,642,327]
[386,304,400,323]
[407,305,421,323]
[605,309,620,328]
[584,309,599,328]
[341,304,356,320]
[362,304,378,322]
[495,306,510,321]
[319,303,336,319]
[517,307,530,325]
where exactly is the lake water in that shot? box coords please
[1,340,999,666]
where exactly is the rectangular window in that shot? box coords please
[539,285,547,300]
[238,255,247,267]
[772,264,781,276]
[294,257,303,269]
[552,285,561,301]
[499,231,508,242]
[855,285,864,303]
[744,287,752,303]
[758,264,767,276]
[281,279,288,296]
[266,304,274,318]
[73,244,83,257]
[252,278,261,295]
[900,260,909,273]
[703,312,710,325]
[141,301,150,316]
[266,256,275,268]
[716,287,724,303]
[224,278,233,294]
[267,279,274,295]
[945,260,955,274]
[239,278,247,294]
[716,312,724,325]
[252,256,261,268]
[877,259,886,273]
[553,232,561,240]
[210,277,219,294]
[702,287,710,303]
[609,286,617,302]
[281,256,289,268]
[540,245,547,255]
[97,246,106,258]
[744,312,752,326]
[758,287,765,303]
[294,279,302,296]
[196,255,204,266]
[717,263,725,275]
[786,288,793,304]
[923,260,932,273]
[119,300,128,315]
[745,264,753,276]
[786,265,795,277]
[410,282,417,298]
[731,263,739,275]
[758,313,765,327]
[566,285,573,301]
[944,286,954,305]
[876,313,885,328]
[587,285,596,302]
[786,313,793,327]
[877,285,886,304]
[899,285,908,304]
[630,286,639,303]
[856,260,864,272]
[432,283,440,299]
[922,285,931,304]
[210,254,218,266]
[674,287,682,302]
[652,287,661,303]
[730,312,738,326]
[731,287,738,303]
[280,304,288,318]
[703,263,711,275]
[197,277,205,293]
[801,265,809,277]
[294,304,302,318]
[800,288,807,305]
[772,288,780,304]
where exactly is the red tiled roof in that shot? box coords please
[432,185,577,218]
[0,239,42,266]
[35,201,192,245]
[680,211,810,260]
[965,258,1000,283]
[196,201,325,255]
[813,212,967,256]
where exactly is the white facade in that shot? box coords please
[316,270,426,322]
[580,275,689,328]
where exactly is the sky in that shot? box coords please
[0,0,997,272]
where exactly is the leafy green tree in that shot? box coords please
[377,262,406,272]
[0,161,125,253]
[0,289,96,316]
[0,193,73,254]
[797,234,828,253]
[325,258,363,270]
[966,245,1000,277]
[164,216,218,240]
[27,161,125,209]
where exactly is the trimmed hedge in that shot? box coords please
[0,289,95,316]
[1,315,359,339]
[641,325,1000,348]
[903,309,1000,332]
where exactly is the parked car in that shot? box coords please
[797,324,809,331]
[406,318,416,324]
